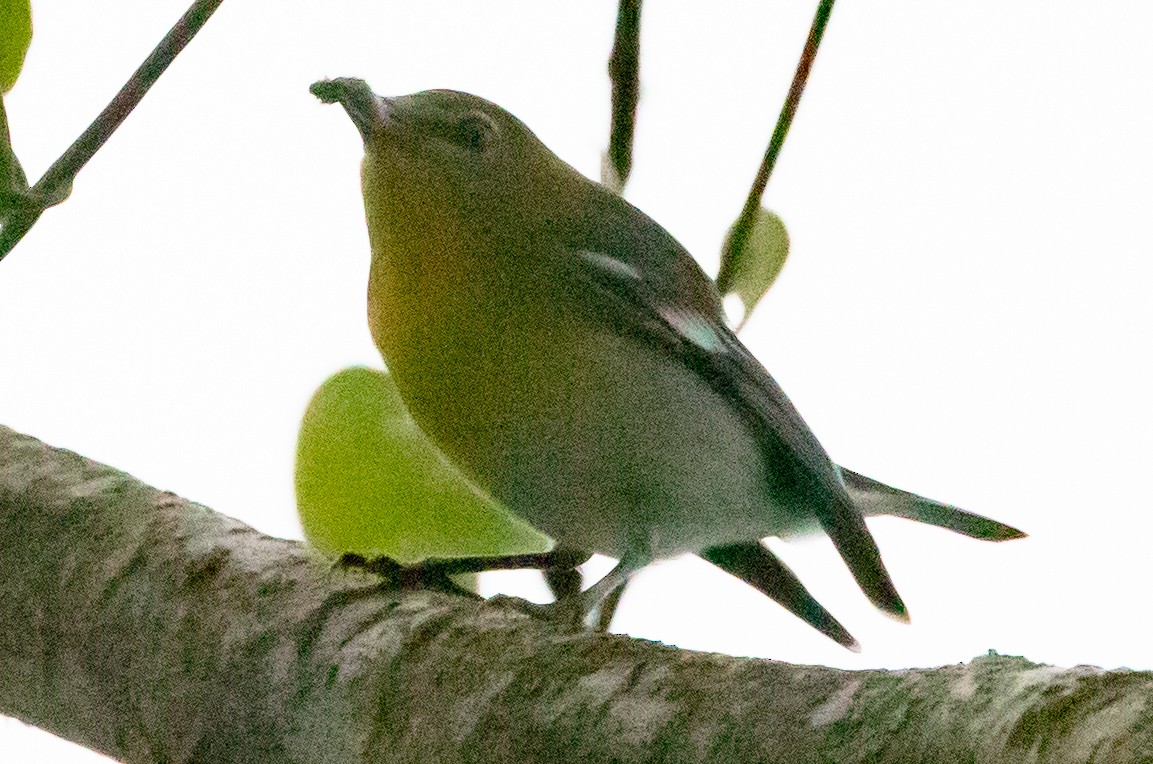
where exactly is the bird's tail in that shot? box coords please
[812,489,910,623]
[840,468,1027,541]
[700,541,860,650]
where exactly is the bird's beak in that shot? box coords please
[311,77,393,145]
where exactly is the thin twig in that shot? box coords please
[727,0,836,265]
[604,0,642,193]
[0,0,226,263]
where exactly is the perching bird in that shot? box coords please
[312,79,1025,649]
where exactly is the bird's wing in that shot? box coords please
[700,542,859,650]
[840,468,1027,540]
[558,190,906,618]
[563,192,835,484]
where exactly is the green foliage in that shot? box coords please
[295,366,549,563]
[0,0,32,93]
[717,206,790,328]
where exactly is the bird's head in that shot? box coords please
[312,79,585,247]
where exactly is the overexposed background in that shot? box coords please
[3,1,1151,760]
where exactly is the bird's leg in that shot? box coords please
[594,580,628,632]
[487,550,646,629]
[572,547,650,630]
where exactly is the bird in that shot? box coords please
[311,78,1025,649]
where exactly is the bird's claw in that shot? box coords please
[487,593,586,631]
[335,552,480,598]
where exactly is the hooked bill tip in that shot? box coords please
[311,78,389,143]
[309,79,340,104]
[310,77,369,103]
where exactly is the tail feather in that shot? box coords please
[840,468,1027,541]
[813,492,910,622]
[700,541,860,650]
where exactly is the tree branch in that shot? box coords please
[1,423,1147,762]
[0,0,226,262]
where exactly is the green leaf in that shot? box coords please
[717,206,790,329]
[294,366,550,564]
[0,0,32,93]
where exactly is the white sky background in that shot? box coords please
[2,1,1152,759]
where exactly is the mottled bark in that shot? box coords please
[1,424,1148,763]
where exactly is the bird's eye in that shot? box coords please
[452,113,495,153]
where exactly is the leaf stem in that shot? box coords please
[727,0,836,266]
[0,0,226,262]
[604,0,643,193]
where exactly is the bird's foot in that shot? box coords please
[486,593,586,631]
[335,548,590,602]
[335,553,479,598]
